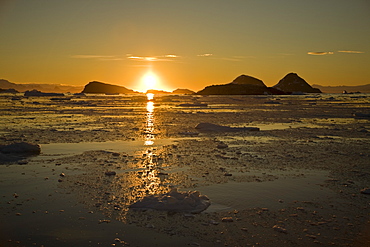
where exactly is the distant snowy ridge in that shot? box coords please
[312,84,370,93]
[0,79,83,93]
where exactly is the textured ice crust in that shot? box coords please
[129,189,211,213]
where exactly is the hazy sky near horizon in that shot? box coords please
[1,0,369,92]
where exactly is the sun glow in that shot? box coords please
[137,71,171,93]
[142,72,158,91]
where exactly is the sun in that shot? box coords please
[142,72,158,91]
[138,71,169,93]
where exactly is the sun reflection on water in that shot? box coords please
[144,93,155,146]
[105,149,171,222]
[146,93,154,101]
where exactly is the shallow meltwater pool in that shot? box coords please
[36,139,175,159]
[198,170,332,212]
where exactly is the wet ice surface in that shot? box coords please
[38,139,173,159]
[1,93,370,246]
[201,170,332,212]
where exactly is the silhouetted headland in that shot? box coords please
[273,73,321,94]
[196,73,322,95]
[81,81,137,94]
[196,74,285,95]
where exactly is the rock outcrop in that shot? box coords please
[172,88,195,94]
[197,84,285,95]
[196,75,285,95]
[81,81,136,94]
[24,90,64,96]
[273,73,322,93]
[0,88,18,93]
[231,74,266,87]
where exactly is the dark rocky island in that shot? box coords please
[24,89,64,96]
[0,88,18,93]
[172,88,195,94]
[273,73,322,94]
[81,81,136,94]
[196,74,285,95]
[197,73,322,95]
[231,74,266,87]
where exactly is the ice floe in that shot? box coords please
[129,189,210,213]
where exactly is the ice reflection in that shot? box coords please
[138,151,165,195]
[111,149,171,221]
[144,93,155,146]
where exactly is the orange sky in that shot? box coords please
[1,0,369,92]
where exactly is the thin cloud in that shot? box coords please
[127,56,158,61]
[127,54,180,62]
[307,52,334,55]
[197,53,213,57]
[164,54,179,58]
[338,50,364,54]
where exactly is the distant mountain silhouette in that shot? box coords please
[312,84,370,93]
[81,81,136,94]
[231,74,266,87]
[172,88,195,94]
[24,89,64,96]
[0,88,18,93]
[196,75,285,95]
[273,73,321,93]
[0,79,83,93]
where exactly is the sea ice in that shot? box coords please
[195,122,259,132]
[129,188,211,213]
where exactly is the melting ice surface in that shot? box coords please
[200,170,333,212]
[37,139,173,159]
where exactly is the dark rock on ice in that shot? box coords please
[217,143,228,149]
[195,123,259,132]
[0,142,41,154]
[105,171,117,176]
[360,188,370,195]
[129,189,210,213]
[353,113,370,118]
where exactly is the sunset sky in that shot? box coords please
[1,0,369,92]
